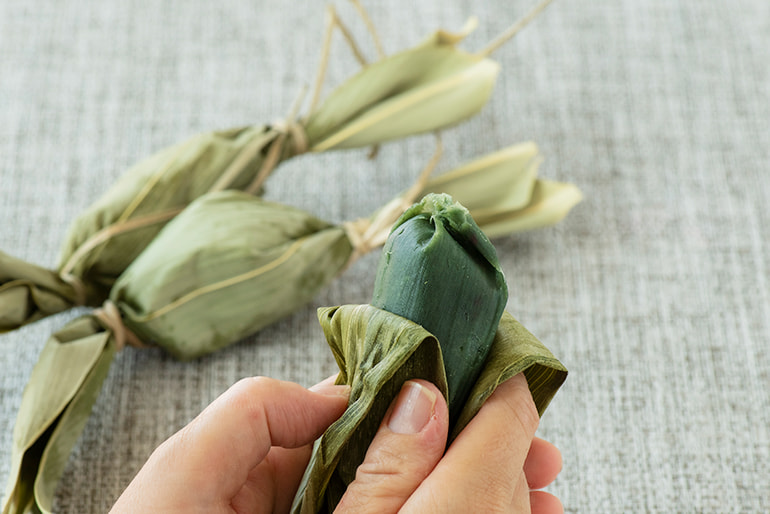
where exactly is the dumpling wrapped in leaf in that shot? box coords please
[292,194,567,513]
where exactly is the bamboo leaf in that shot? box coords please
[307,29,499,151]
[2,317,115,514]
[306,33,478,140]
[291,307,566,514]
[111,191,353,360]
[473,179,584,238]
[34,341,116,513]
[309,58,498,151]
[57,127,279,292]
[451,311,567,440]
[292,305,447,514]
[0,251,105,331]
[421,142,540,213]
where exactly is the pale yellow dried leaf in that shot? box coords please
[476,179,584,237]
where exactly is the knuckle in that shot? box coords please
[338,441,423,511]
[220,377,274,437]
[236,375,276,395]
[338,473,405,513]
[227,376,276,409]
[356,443,411,483]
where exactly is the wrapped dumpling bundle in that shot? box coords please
[292,194,567,513]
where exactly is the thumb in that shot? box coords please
[336,379,448,514]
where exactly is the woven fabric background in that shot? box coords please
[1,0,768,512]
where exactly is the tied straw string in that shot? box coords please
[244,88,310,195]
[210,86,311,195]
[478,0,556,57]
[349,0,386,59]
[307,3,371,115]
[236,0,389,196]
[218,0,394,195]
[92,300,147,352]
[342,134,443,268]
[212,0,389,195]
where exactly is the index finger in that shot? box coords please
[157,376,349,501]
[402,373,539,512]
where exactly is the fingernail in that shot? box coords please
[388,381,436,434]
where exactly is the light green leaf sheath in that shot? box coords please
[2,317,116,514]
[58,127,281,295]
[307,28,498,151]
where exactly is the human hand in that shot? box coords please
[110,375,350,513]
[335,372,563,514]
[111,372,562,514]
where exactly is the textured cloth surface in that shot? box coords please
[1,0,769,512]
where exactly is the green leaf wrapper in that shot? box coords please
[112,191,353,360]
[292,193,567,513]
[291,306,566,513]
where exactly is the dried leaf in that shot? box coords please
[308,33,499,150]
[291,307,566,513]
[473,179,584,237]
[2,317,115,514]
